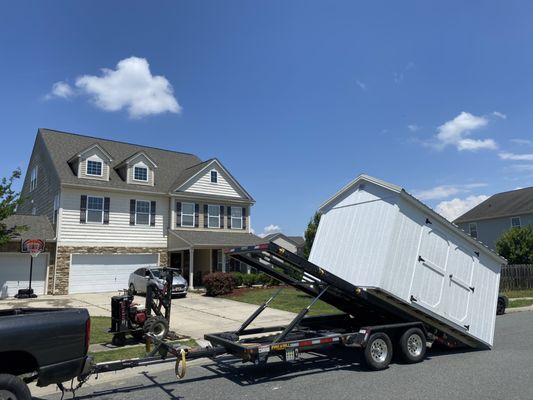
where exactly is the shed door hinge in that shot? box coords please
[418,255,425,263]
[469,286,475,292]
[410,295,418,302]
[425,218,432,225]
[464,325,470,331]
[474,251,480,257]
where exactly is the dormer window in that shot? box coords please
[210,170,218,183]
[134,166,148,181]
[87,160,103,176]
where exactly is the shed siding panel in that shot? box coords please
[58,188,168,247]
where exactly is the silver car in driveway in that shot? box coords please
[128,267,188,297]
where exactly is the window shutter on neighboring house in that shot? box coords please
[130,199,136,225]
[220,206,224,229]
[204,204,208,228]
[103,197,110,224]
[227,206,231,229]
[242,207,246,230]
[80,195,87,223]
[150,201,156,226]
[195,204,199,227]
[176,202,181,227]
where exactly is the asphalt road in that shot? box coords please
[42,311,533,400]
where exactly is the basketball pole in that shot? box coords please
[28,254,33,294]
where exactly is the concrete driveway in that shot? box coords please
[0,291,295,339]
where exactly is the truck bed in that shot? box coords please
[226,242,489,349]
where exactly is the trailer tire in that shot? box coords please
[143,316,169,340]
[496,297,506,315]
[399,328,426,363]
[112,333,126,347]
[363,332,393,370]
[0,373,32,400]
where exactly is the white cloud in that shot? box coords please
[499,152,533,161]
[408,124,420,132]
[48,57,181,118]
[435,195,489,221]
[434,112,496,151]
[456,138,498,151]
[510,139,533,147]
[355,80,367,91]
[508,164,533,172]
[258,224,281,238]
[46,81,75,99]
[413,183,486,201]
[492,111,507,119]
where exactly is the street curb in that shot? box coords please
[506,305,533,313]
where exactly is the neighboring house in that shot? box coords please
[16,128,263,295]
[0,215,56,298]
[263,233,305,257]
[454,186,533,250]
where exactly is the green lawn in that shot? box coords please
[509,298,533,308]
[223,287,340,315]
[90,316,113,345]
[501,289,533,299]
[90,339,197,363]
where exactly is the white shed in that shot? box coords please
[309,174,505,348]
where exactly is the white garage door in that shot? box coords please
[0,253,47,298]
[69,254,159,294]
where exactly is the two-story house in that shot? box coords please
[16,128,263,294]
[454,186,533,250]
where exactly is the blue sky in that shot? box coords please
[1,1,532,236]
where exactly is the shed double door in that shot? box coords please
[410,225,475,326]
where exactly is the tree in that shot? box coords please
[304,212,321,259]
[496,226,533,265]
[0,169,24,246]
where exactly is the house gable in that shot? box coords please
[69,144,113,182]
[173,159,253,200]
[115,152,158,187]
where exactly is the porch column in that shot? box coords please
[189,247,194,289]
[221,250,226,273]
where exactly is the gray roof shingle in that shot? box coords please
[454,186,533,223]
[1,214,56,241]
[39,128,202,193]
[170,230,264,247]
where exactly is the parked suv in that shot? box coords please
[128,267,188,297]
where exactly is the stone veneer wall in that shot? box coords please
[54,246,168,295]
[0,240,57,295]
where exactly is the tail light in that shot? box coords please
[85,318,91,354]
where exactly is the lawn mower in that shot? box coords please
[109,267,177,346]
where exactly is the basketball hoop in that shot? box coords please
[22,239,45,258]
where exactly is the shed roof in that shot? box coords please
[454,186,533,223]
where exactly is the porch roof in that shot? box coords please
[169,230,265,248]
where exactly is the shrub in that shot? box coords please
[232,272,245,287]
[203,272,236,296]
[496,226,533,265]
[258,273,279,287]
[241,273,259,287]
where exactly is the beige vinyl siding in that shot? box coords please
[79,149,110,181]
[58,188,168,247]
[127,163,155,186]
[17,133,60,222]
[172,199,250,233]
[183,168,241,198]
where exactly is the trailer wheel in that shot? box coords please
[363,332,393,370]
[112,333,126,347]
[399,328,426,363]
[0,374,31,400]
[143,316,169,340]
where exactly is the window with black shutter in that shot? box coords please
[150,201,156,226]
[80,195,87,223]
[103,197,110,224]
[130,199,136,225]
[220,206,224,229]
[176,202,182,227]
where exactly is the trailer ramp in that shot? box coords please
[226,242,490,349]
